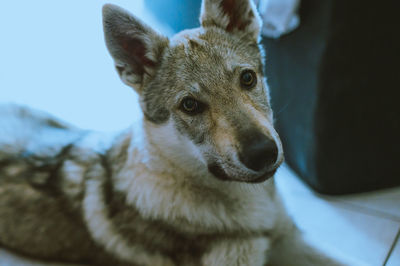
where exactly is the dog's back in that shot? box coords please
[0,104,87,192]
[0,105,125,264]
[0,104,82,162]
[0,105,85,261]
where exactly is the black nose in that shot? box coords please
[238,131,278,172]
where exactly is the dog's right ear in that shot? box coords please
[200,0,261,42]
[102,4,169,93]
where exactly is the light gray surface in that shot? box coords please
[386,234,400,266]
[275,165,400,266]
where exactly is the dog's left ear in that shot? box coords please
[102,4,169,93]
[200,0,262,42]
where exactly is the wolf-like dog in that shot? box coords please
[0,0,344,265]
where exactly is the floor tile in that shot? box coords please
[275,164,400,222]
[275,165,400,266]
[386,232,400,266]
[334,188,400,222]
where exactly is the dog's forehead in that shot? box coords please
[170,28,259,70]
[165,28,262,94]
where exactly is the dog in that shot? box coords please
[0,0,345,265]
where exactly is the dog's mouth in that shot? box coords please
[207,163,277,183]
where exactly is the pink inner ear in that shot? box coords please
[121,37,156,75]
[220,0,253,32]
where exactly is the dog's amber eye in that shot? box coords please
[180,97,200,114]
[240,70,257,89]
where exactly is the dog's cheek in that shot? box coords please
[143,107,170,124]
[172,114,206,145]
[140,94,170,124]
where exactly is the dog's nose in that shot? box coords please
[239,131,278,172]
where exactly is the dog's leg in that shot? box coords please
[268,227,345,266]
[201,237,271,266]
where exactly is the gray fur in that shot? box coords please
[0,1,345,265]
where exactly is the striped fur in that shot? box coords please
[0,0,345,265]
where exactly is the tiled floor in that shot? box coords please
[275,164,400,266]
[1,164,399,266]
[387,236,400,266]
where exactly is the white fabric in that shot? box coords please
[255,0,300,38]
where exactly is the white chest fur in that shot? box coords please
[114,123,282,235]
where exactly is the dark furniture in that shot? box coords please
[263,0,400,194]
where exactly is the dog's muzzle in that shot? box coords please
[207,129,282,183]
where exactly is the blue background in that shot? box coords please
[0,0,174,131]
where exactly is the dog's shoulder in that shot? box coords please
[0,104,120,210]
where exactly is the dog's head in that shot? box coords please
[103,0,283,183]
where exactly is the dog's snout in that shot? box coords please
[239,131,278,172]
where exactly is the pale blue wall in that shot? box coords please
[0,0,173,131]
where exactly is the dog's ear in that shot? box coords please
[200,0,262,42]
[102,4,169,93]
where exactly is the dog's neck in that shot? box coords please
[106,118,280,234]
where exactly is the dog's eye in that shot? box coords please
[240,70,257,89]
[180,97,201,114]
